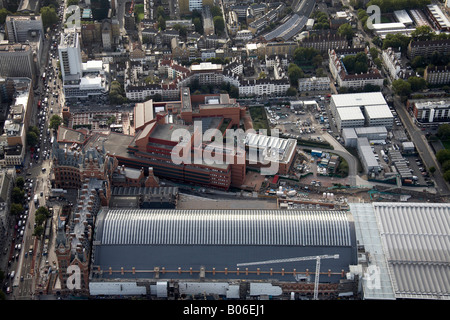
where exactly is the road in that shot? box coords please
[391,94,450,196]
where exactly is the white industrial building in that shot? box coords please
[335,107,365,131]
[363,104,394,128]
[342,126,388,148]
[393,10,414,26]
[356,137,381,174]
[330,92,387,117]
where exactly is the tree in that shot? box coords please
[374,57,383,69]
[106,115,116,126]
[312,54,323,68]
[410,25,434,41]
[444,170,450,183]
[229,85,239,99]
[429,166,436,175]
[15,177,25,190]
[36,206,50,218]
[26,131,38,146]
[407,76,427,92]
[286,87,298,97]
[67,0,79,5]
[392,79,412,97]
[288,63,304,86]
[442,160,450,173]
[258,72,267,79]
[49,115,63,130]
[316,68,326,77]
[436,149,450,164]
[10,203,23,216]
[437,124,450,140]
[193,17,203,34]
[11,187,24,204]
[213,16,225,36]
[0,8,10,25]
[337,23,354,41]
[382,34,411,53]
[40,6,58,29]
[369,47,379,59]
[33,226,44,238]
[173,24,187,37]
[210,5,222,18]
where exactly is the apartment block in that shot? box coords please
[424,65,450,85]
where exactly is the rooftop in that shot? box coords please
[336,107,365,121]
[363,104,394,119]
[332,92,387,108]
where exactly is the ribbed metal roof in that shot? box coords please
[373,203,450,300]
[98,209,353,247]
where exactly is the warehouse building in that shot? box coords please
[356,137,380,174]
[89,209,358,299]
[330,92,387,117]
[335,107,365,131]
[363,104,394,128]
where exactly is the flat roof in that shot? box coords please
[364,104,393,119]
[149,123,193,142]
[337,107,365,121]
[332,92,387,108]
[371,22,406,30]
[393,10,413,24]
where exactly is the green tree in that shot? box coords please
[429,166,436,175]
[312,54,323,68]
[106,115,116,126]
[10,203,23,216]
[286,87,298,97]
[210,5,222,18]
[15,177,25,190]
[337,23,354,41]
[49,115,63,130]
[26,131,38,146]
[407,76,427,91]
[392,79,412,97]
[213,16,225,35]
[411,25,434,41]
[0,8,10,25]
[442,160,450,172]
[369,47,379,59]
[288,63,305,86]
[316,68,326,77]
[382,33,411,53]
[437,124,450,140]
[374,57,383,69]
[193,17,203,34]
[40,6,58,29]
[173,24,187,37]
[67,0,79,5]
[444,170,450,182]
[436,149,450,164]
[11,187,24,204]
[33,225,44,238]
[36,206,50,218]
[229,85,239,99]
[258,72,267,79]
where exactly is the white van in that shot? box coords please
[10,271,15,279]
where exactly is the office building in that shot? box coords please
[0,43,35,81]
[5,15,43,43]
[58,29,108,99]
[410,99,450,125]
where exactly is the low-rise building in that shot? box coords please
[298,76,331,92]
[363,104,394,128]
[335,107,365,131]
[409,98,450,125]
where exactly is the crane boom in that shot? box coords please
[236,254,339,267]
[237,254,339,300]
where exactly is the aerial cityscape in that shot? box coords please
[0,0,449,306]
